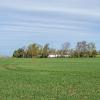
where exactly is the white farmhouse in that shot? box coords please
[48,54,58,58]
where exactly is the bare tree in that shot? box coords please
[88,42,97,57]
[75,41,97,57]
[61,42,70,56]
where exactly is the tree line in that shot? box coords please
[13,41,97,58]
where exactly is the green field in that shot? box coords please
[0,58,100,100]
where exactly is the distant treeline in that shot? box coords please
[13,41,97,58]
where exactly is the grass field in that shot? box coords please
[0,58,100,100]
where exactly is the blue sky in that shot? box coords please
[0,0,100,56]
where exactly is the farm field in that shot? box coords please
[0,58,100,100]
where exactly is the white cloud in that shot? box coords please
[0,0,100,18]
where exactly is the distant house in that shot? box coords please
[48,54,70,58]
[48,54,58,58]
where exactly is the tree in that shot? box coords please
[75,41,88,57]
[61,42,70,57]
[49,48,56,54]
[13,48,25,58]
[88,42,97,57]
[26,43,42,58]
[75,41,97,58]
[41,44,49,58]
[12,41,97,58]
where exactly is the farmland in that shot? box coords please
[0,58,100,100]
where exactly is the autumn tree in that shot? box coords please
[41,44,49,58]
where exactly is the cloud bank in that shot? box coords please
[0,0,100,55]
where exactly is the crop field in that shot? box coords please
[0,58,100,100]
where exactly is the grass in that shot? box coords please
[0,58,100,100]
[96,55,100,58]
